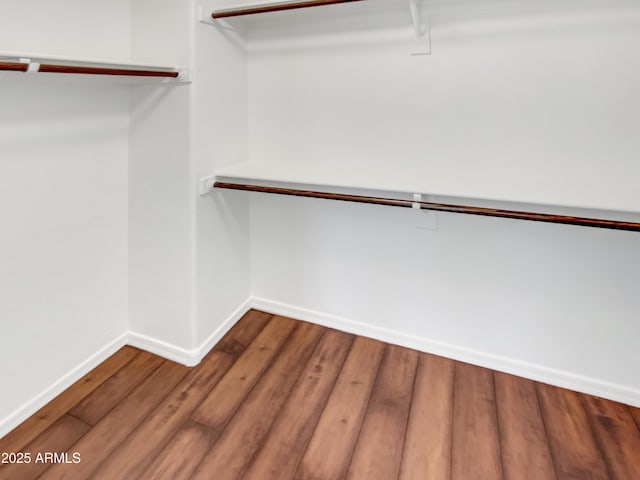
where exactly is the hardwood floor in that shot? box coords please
[1,310,640,479]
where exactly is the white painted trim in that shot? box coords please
[0,299,254,439]
[127,298,253,366]
[0,333,129,439]
[250,296,640,408]
[126,332,201,367]
[5,294,637,441]
[194,299,254,362]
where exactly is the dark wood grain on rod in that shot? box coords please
[0,61,29,72]
[38,64,179,78]
[212,0,363,18]
[213,181,640,232]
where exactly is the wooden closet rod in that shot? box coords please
[211,0,363,19]
[214,182,640,232]
[0,61,179,78]
[0,62,29,72]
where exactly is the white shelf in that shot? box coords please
[0,51,188,81]
[0,50,176,70]
[209,0,634,46]
[214,161,640,215]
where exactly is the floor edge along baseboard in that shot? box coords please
[0,333,129,439]
[250,296,640,409]
[127,298,252,367]
[0,300,251,440]
[3,296,638,440]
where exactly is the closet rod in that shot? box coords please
[0,62,29,72]
[214,182,640,232]
[0,61,179,78]
[211,0,363,19]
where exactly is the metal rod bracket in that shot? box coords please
[412,193,422,209]
[17,58,41,73]
[199,175,217,195]
[409,0,431,55]
[213,181,640,232]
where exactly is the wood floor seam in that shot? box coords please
[294,332,358,475]
[188,417,219,434]
[290,334,357,479]
[343,346,382,478]
[448,363,456,480]
[240,329,348,480]
[343,343,390,479]
[39,371,137,480]
[53,360,190,480]
[492,372,506,480]
[89,314,260,480]
[212,313,274,358]
[628,405,640,435]
[192,316,301,426]
[580,395,614,480]
[4,310,640,480]
[0,347,140,454]
[190,321,326,480]
[238,330,330,478]
[187,451,209,480]
[63,411,93,429]
[293,335,385,480]
[76,354,167,428]
[127,352,238,479]
[533,382,560,480]
[88,373,186,478]
[397,348,421,480]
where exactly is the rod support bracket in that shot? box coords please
[409,0,431,56]
[17,57,41,73]
[175,68,192,82]
[199,174,217,195]
[197,5,234,31]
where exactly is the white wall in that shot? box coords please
[192,4,251,348]
[0,0,253,436]
[2,0,638,439]
[246,2,640,403]
[0,0,130,59]
[0,1,131,432]
[246,2,640,212]
[128,0,251,356]
[251,195,640,402]
[128,0,195,351]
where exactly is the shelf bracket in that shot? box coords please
[412,193,438,230]
[408,0,431,56]
[175,68,192,83]
[1,55,188,82]
[18,57,41,73]
[197,5,233,30]
[199,174,217,195]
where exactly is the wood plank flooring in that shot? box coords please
[1,309,640,480]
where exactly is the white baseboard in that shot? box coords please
[250,296,640,408]
[193,298,253,362]
[0,299,253,440]
[5,294,638,441]
[127,298,253,366]
[126,332,200,367]
[0,333,129,439]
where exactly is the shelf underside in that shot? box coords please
[0,52,181,79]
[214,161,640,217]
